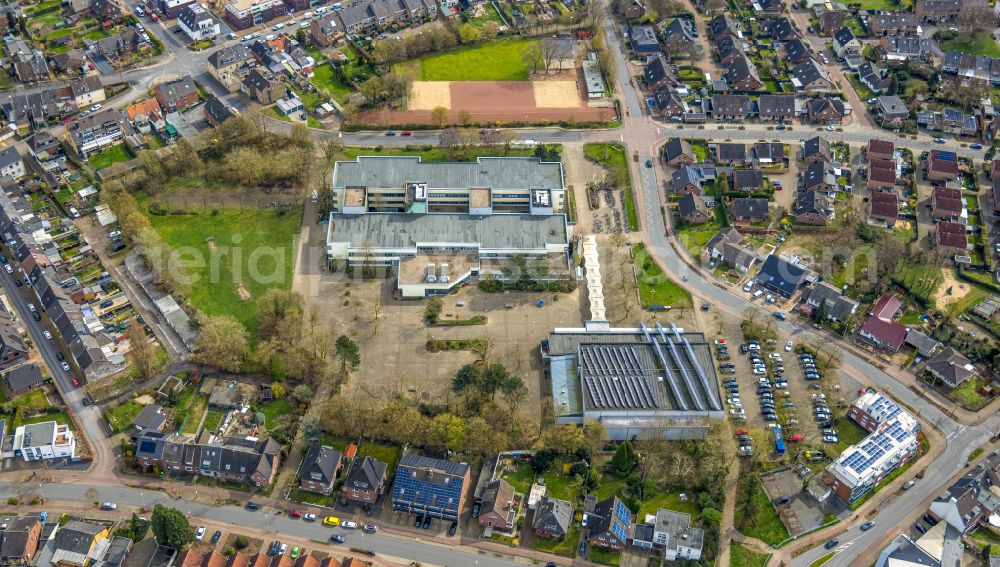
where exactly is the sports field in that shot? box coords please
[408,39,540,81]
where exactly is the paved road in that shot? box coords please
[0,244,110,468]
[0,481,526,567]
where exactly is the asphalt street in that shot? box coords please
[0,481,524,567]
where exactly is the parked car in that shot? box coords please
[915,523,928,534]
[861,521,875,531]
[822,435,839,443]
[245,502,260,511]
[448,521,458,536]
[342,521,358,529]
[323,516,340,526]
[303,513,317,522]
[100,502,117,510]
[330,535,345,544]
[362,525,378,533]
[774,496,790,505]
[195,527,205,540]
[60,362,71,372]
[211,531,222,543]
[824,539,839,549]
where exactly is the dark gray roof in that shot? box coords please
[732,197,768,219]
[791,59,829,88]
[0,147,22,171]
[711,94,751,116]
[328,213,568,251]
[757,94,795,117]
[717,143,746,162]
[753,142,785,161]
[0,516,41,562]
[663,138,693,162]
[784,38,808,62]
[156,76,198,105]
[398,452,468,477]
[725,53,762,87]
[767,17,796,40]
[721,242,756,269]
[709,14,738,38]
[706,226,741,253]
[332,156,563,191]
[300,445,342,486]
[755,255,807,296]
[793,190,834,218]
[5,364,42,392]
[131,404,165,431]
[343,455,388,491]
[54,521,105,555]
[204,94,236,125]
[733,168,763,189]
[643,56,676,86]
[677,192,708,218]
[802,136,830,160]
[533,496,573,537]
[671,165,703,190]
[664,17,695,41]
[834,26,855,46]
[207,44,252,69]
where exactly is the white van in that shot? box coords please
[316,6,327,14]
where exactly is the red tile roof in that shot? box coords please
[869,193,898,219]
[938,221,968,249]
[871,294,903,320]
[868,139,895,157]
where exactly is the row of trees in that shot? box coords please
[368,18,500,66]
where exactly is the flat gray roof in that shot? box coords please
[332,156,564,191]
[328,212,568,250]
[22,421,54,446]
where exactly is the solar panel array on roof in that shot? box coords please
[611,521,628,543]
[391,454,468,520]
[936,151,957,161]
[614,500,630,524]
[865,394,902,422]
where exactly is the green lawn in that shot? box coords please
[730,543,771,567]
[851,0,898,8]
[259,398,294,430]
[88,144,133,169]
[679,220,723,261]
[138,196,300,334]
[940,31,1000,58]
[736,474,790,546]
[413,39,539,81]
[358,442,402,475]
[467,3,504,28]
[203,409,223,432]
[633,243,693,308]
[589,547,620,566]
[583,143,638,230]
[181,395,207,434]
[893,261,943,308]
[337,145,537,162]
[104,400,145,433]
[501,459,577,500]
[82,29,107,41]
[950,376,987,410]
[310,64,353,103]
[593,475,627,501]
[832,417,869,456]
[533,526,579,557]
[639,492,699,519]
[14,389,50,410]
[502,459,536,493]
[809,552,835,567]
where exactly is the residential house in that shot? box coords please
[929,450,1000,534]
[0,324,28,369]
[858,62,890,93]
[875,95,909,127]
[69,109,136,157]
[339,456,388,507]
[868,139,895,161]
[757,94,796,122]
[155,76,199,113]
[629,25,660,54]
[51,521,109,566]
[867,158,897,191]
[178,3,221,43]
[717,35,746,67]
[725,54,765,91]
[719,241,757,272]
[224,0,287,30]
[207,44,254,93]
[298,445,341,495]
[650,509,704,561]
[308,14,345,47]
[478,479,516,531]
[868,191,899,227]
[129,404,165,441]
[733,168,763,191]
[587,496,631,550]
[730,197,769,225]
[817,10,845,35]
[618,0,646,19]
[833,27,861,57]
[764,17,798,42]
[677,192,711,223]
[5,364,44,396]
[204,94,238,127]
[25,131,63,172]
[533,496,573,539]
[881,37,932,61]
[711,94,751,120]
[95,29,145,62]
[918,108,977,136]
[930,186,965,221]
[705,226,740,258]
[869,12,919,35]
[0,516,43,566]
[925,347,976,388]
[753,0,784,16]
[709,14,740,42]
[804,281,859,322]
[91,0,122,20]
[927,150,959,181]
[241,68,287,104]
[935,220,969,251]
[782,39,811,64]
[13,421,75,462]
[753,142,785,165]
[670,165,704,195]
[802,160,837,195]
[0,147,25,181]
[642,56,679,90]
[755,254,808,298]
[915,0,967,22]
[125,98,165,133]
[859,294,908,352]
[801,136,831,164]
[793,190,835,225]
[391,453,469,521]
[50,49,86,76]
[715,142,747,165]
[69,76,105,109]
[11,50,49,84]
[663,138,695,166]
[652,87,685,119]
[904,329,941,358]
[135,431,283,486]
[807,97,847,124]
[663,17,696,44]
[160,0,197,17]
[791,59,835,92]
[994,178,1000,214]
